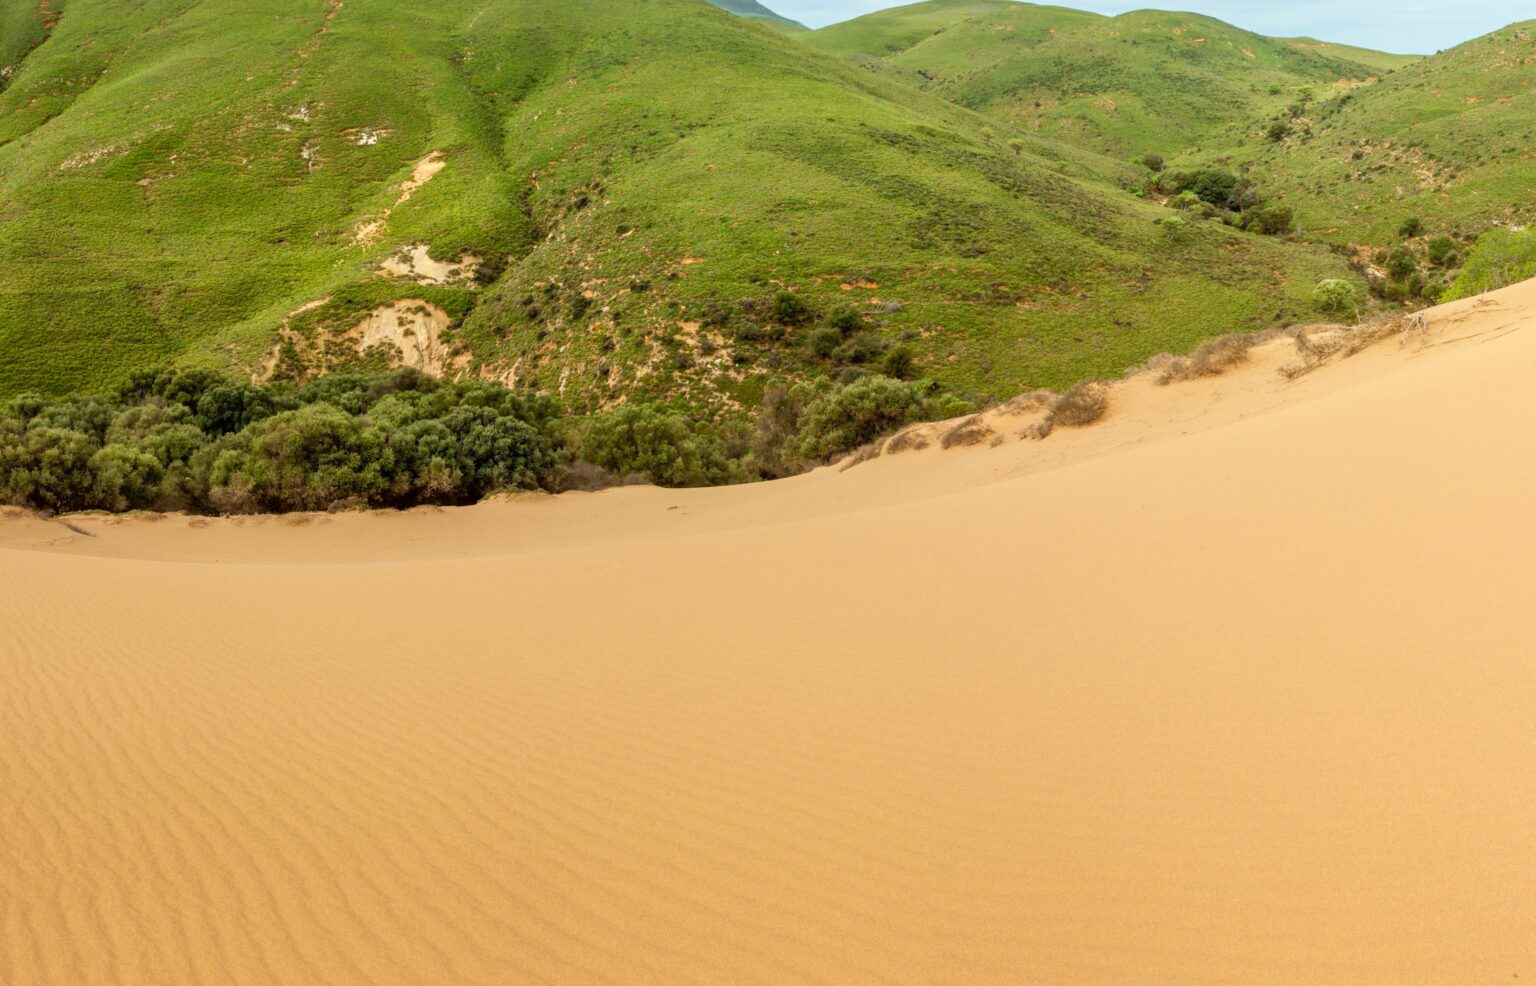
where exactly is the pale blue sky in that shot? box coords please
[773,0,1532,55]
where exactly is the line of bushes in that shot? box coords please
[1,366,970,515]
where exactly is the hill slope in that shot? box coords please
[805,1,1388,159]
[706,0,807,31]
[0,0,1354,407]
[1220,22,1536,250]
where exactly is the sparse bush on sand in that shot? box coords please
[1052,382,1110,427]
[1154,333,1255,385]
[939,416,996,449]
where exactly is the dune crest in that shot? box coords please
[5,281,1536,984]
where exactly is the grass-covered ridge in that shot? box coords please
[803,0,1392,159]
[705,0,807,32]
[1207,21,1536,250]
[0,0,1358,415]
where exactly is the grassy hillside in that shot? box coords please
[1279,37,1421,73]
[0,0,1356,412]
[1208,21,1536,253]
[805,1,1385,159]
[0,0,56,84]
[706,0,806,32]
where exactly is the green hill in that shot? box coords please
[706,0,807,32]
[1279,37,1421,73]
[1208,21,1536,253]
[0,0,1356,411]
[805,1,1386,159]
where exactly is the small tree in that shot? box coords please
[1314,278,1358,318]
[771,290,811,326]
[1427,235,1457,267]
[1385,245,1418,282]
[1254,205,1294,236]
[1157,215,1188,241]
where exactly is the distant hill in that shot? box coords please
[805,1,1389,159]
[1210,21,1536,250]
[1279,37,1421,73]
[706,0,807,31]
[0,0,1354,408]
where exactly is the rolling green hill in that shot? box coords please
[1279,37,1422,74]
[0,0,1355,410]
[805,1,1390,159]
[1209,22,1536,252]
[706,0,807,32]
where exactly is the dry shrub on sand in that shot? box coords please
[1053,381,1110,427]
[1280,316,1401,380]
[997,390,1057,416]
[1156,333,1256,385]
[883,426,931,455]
[940,415,997,449]
[838,443,882,471]
[548,460,647,492]
[1019,416,1055,441]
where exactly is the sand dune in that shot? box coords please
[5,281,1536,984]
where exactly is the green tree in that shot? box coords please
[1314,278,1358,318]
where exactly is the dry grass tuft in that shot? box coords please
[1155,333,1256,385]
[997,390,1057,416]
[549,461,648,492]
[839,443,882,471]
[1052,381,1110,427]
[883,426,931,455]
[939,415,997,449]
[1019,416,1056,441]
[1280,317,1401,380]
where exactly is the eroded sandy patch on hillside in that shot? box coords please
[379,243,481,285]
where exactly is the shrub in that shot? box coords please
[1156,334,1255,385]
[1157,215,1188,241]
[1141,153,1165,173]
[1385,245,1418,282]
[1427,235,1458,268]
[808,326,842,358]
[91,445,165,511]
[825,305,865,337]
[1314,278,1359,318]
[1052,382,1110,427]
[784,376,944,464]
[881,346,915,380]
[1441,228,1536,300]
[578,403,739,488]
[771,290,811,325]
[1164,168,1240,208]
[1253,205,1294,236]
[1399,217,1425,238]
[0,368,558,515]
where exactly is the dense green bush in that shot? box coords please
[1442,228,1536,301]
[577,403,743,488]
[771,290,812,326]
[783,376,962,464]
[1427,235,1458,268]
[3,360,983,513]
[1,368,558,515]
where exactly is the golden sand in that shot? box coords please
[4,281,1535,984]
